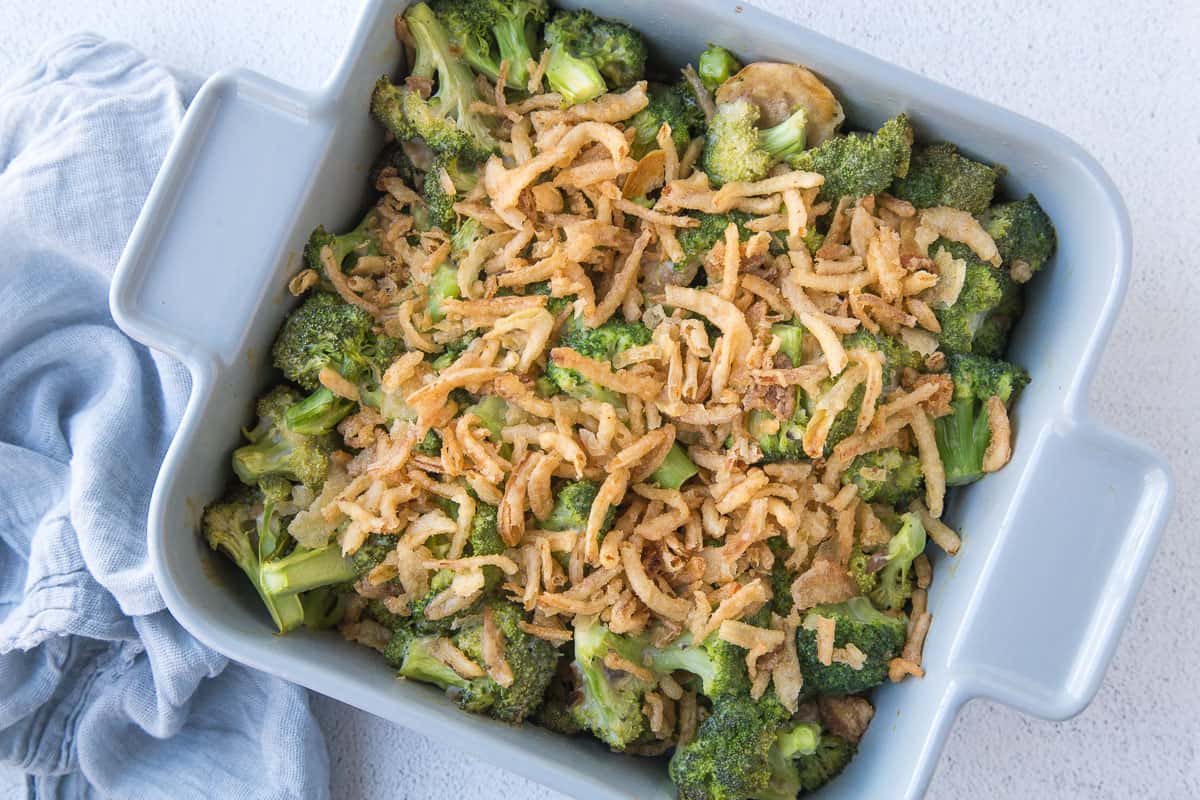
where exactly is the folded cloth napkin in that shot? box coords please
[0,34,330,800]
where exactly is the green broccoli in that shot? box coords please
[430,0,548,88]
[272,291,400,395]
[841,447,924,507]
[422,151,480,231]
[760,721,821,800]
[890,142,1001,215]
[848,512,927,611]
[981,195,1057,274]
[771,322,805,368]
[258,543,358,597]
[301,214,379,282]
[526,280,573,314]
[431,332,478,371]
[788,114,913,201]
[450,600,561,721]
[668,693,791,800]
[839,328,925,386]
[748,401,809,464]
[697,44,741,91]
[535,661,584,735]
[629,82,706,159]
[544,314,651,403]
[928,238,1019,355]
[370,3,497,160]
[648,443,700,489]
[231,386,335,489]
[702,98,808,186]
[795,597,907,694]
[426,262,462,323]
[202,483,353,633]
[568,617,652,749]
[351,533,396,579]
[645,630,750,699]
[281,388,356,436]
[544,9,648,104]
[933,353,1029,486]
[672,211,753,278]
[541,479,616,534]
[368,141,418,190]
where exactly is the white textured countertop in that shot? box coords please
[1,1,1196,797]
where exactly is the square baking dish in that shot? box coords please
[109,1,1174,796]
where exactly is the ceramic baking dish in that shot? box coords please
[109,0,1175,796]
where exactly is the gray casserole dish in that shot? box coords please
[110,1,1174,796]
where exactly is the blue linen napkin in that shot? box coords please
[0,34,330,800]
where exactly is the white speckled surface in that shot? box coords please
[1,1,1196,798]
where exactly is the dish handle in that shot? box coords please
[111,70,329,367]
[951,418,1173,719]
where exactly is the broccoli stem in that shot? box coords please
[933,397,992,486]
[758,107,807,161]
[769,322,805,367]
[231,436,297,486]
[649,443,699,489]
[464,396,508,441]
[285,387,355,435]
[493,18,534,87]
[259,544,358,596]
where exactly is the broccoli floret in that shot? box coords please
[933,353,1029,486]
[527,280,573,314]
[422,152,480,231]
[749,401,809,464]
[702,99,808,186]
[668,693,791,800]
[760,721,822,800]
[795,597,907,694]
[300,585,351,629]
[840,328,925,386]
[370,3,496,159]
[535,661,584,735]
[629,82,706,159]
[468,502,503,557]
[203,483,353,633]
[981,194,1057,274]
[301,214,379,281]
[841,447,924,507]
[415,429,443,456]
[351,533,396,578]
[431,0,548,88]
[544,9,647,105]
[849,512,927,612]
[542,479,616,534]
[929,239,1019,355]
[697,44,741,91]
[795,733,856,794]
[568,617,652,749]
[648,443,700,489]
[890,142,1001,215]
[771,323,805,368]
[203,485,305,633]
[544,314,651,403]
[789,114,913,201]
[645,630,750,699]
[272,291,401,397]
[231,386,335,489]
[431,332,478,371]
[369,141,418,190]
[673,211,753,277]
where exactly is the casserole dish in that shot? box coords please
[109,0,1174,796]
